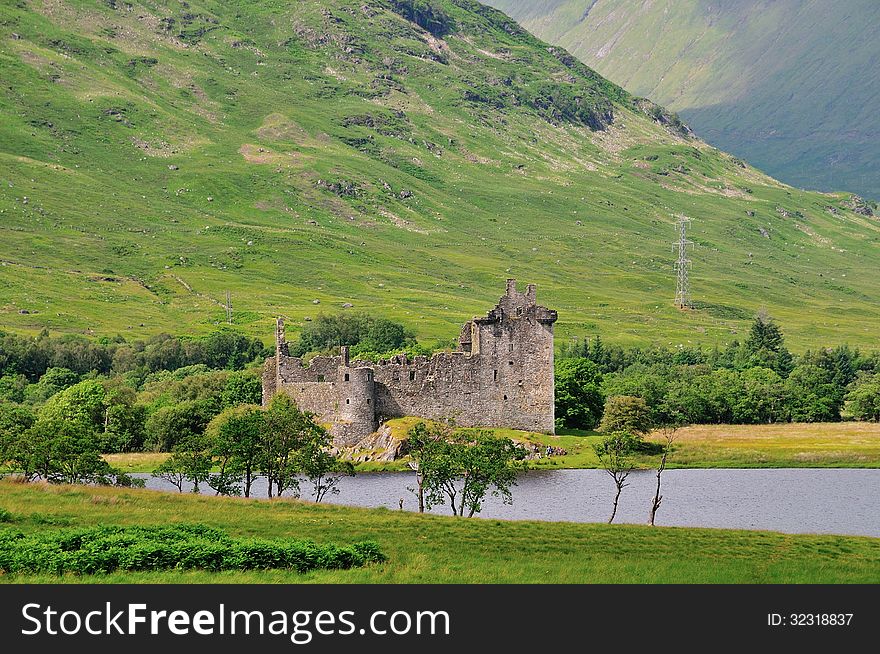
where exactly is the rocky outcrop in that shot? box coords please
[842,195,875,217]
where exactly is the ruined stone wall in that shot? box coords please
[264,280,557,443]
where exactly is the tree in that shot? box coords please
[144,400,215,451]
[843,374,880,421]
[0,403,35,463]
[297,428,355,503]
[5,411,136,486]
[159,437,212,494]
[554,358,604,430]
[289,313,412,357]
[731,367,787,423]
[456,433,525,517]
[0,374,28,404]
[406,422,525,517]
[745,311,793,376]
[786,358,843,422]
[593,432,638,524]
[207,404,265,498]
[649,418,684,526]
[260,394,314,498]
[153,455,187,493]
[221,370,263,408]
[406,421,450,512]
[23,367,79,404]
[599,395,653,436]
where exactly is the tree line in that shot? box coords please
[555,313,880,429]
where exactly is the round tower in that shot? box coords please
[336,365,377,445]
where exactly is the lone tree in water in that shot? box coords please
[593,432,638,524]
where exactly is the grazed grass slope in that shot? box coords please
[1,0,878,349]
[487,0,880,198]
[1,480,878,583]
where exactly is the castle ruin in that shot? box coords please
[262,280,558,444]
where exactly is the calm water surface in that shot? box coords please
[138,468,880,537]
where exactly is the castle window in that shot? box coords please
[503,394,508,400]
[409,371,416,381]
[509,360,514,366]
[509,343,514,352]
[493,370,498,382]
[516,307,523,316]
[367,398,371,405]
[344,373,350,382]
[346,399,350,405]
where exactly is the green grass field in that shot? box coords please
[1,0,879,350]
[1,479,878,583]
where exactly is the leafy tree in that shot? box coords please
[145,400,215,451]
[221,370,263,408]
[207,404,265,497]
[593,432,638,524]
[163,437,213,494]
[0,403,36,465]
[406,422,525,517]
[785,361,842,422]
[843,374,880,421]
[731,367,787,423]
[554,358,604,430]
[153,455,187,493]
[0,374,28,404]
[24,367,80,404]
[599,395,653,436]
[601,366,669,420]
[6,411,136,486]
[745,311,793,376]
[289,313,413,357]
[260,394,314,498]
[298,428,355,503]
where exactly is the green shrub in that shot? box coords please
[0,508,13,523]
[0,524,385,575]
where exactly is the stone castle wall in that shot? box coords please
[262,280,557,445]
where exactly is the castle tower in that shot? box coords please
[473,279,557,433]
[334,346,378,445]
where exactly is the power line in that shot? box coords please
[672,215,693,309]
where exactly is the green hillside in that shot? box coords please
[0,0,878,349]
[487,0,880,199]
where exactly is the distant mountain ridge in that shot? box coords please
[486,0,880,199]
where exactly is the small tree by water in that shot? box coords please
[649,424,681,526]
[406,421,526,517]
[593,432,638,523]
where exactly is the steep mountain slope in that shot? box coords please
[0,0,878,348]
[487,0,880,199]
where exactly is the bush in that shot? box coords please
[0,508,14,523]
[0,524,385,575]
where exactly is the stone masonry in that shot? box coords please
[262,280,558,445]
